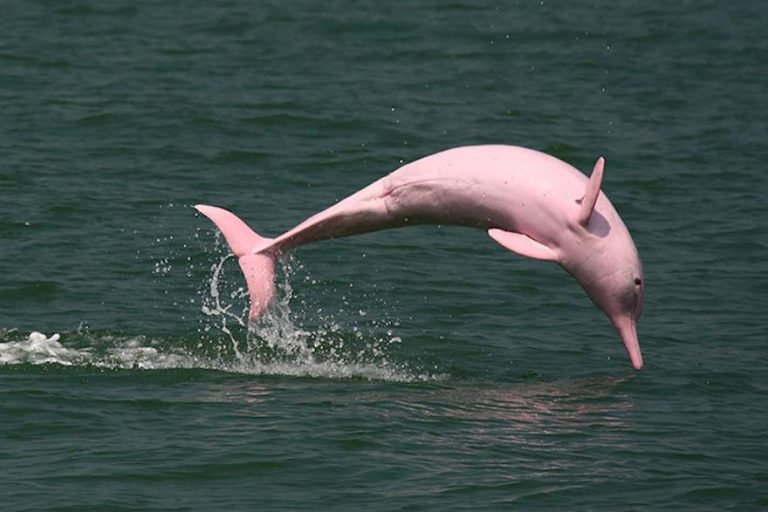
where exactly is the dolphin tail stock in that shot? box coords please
[194,205,277,320]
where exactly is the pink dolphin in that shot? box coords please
[195,145,645,370]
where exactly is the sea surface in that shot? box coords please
[1,1,766,510]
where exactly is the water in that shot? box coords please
[1,1,766,510]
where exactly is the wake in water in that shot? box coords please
[0,242,429,382]
[0,330,197,370]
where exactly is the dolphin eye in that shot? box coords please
[634,278,642,286]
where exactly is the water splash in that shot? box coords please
[195,251,421,380]
[199,252,248,358]
[0,248,430,382]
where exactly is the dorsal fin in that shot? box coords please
[577,157,605,226]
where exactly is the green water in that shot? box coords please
[1,1,766,510]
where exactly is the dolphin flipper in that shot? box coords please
[195,205,277,320]
[488,228,559,262]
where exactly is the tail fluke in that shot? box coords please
[195,205,277,320]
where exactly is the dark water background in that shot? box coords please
[1,1,766,510]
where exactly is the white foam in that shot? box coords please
[0,331,86,366]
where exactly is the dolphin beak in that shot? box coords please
[614,318,644,370]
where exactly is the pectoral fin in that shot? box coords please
[488,229,559,262]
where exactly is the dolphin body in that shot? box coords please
[196,145,645,370]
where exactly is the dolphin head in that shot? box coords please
[577,253,645,370]
[567,157,645,370]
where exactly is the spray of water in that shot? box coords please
[0,229,432,382]
[196,250,418,380]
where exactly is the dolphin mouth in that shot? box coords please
[614,319,643,371]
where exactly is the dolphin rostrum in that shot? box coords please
[196,145,645,370]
